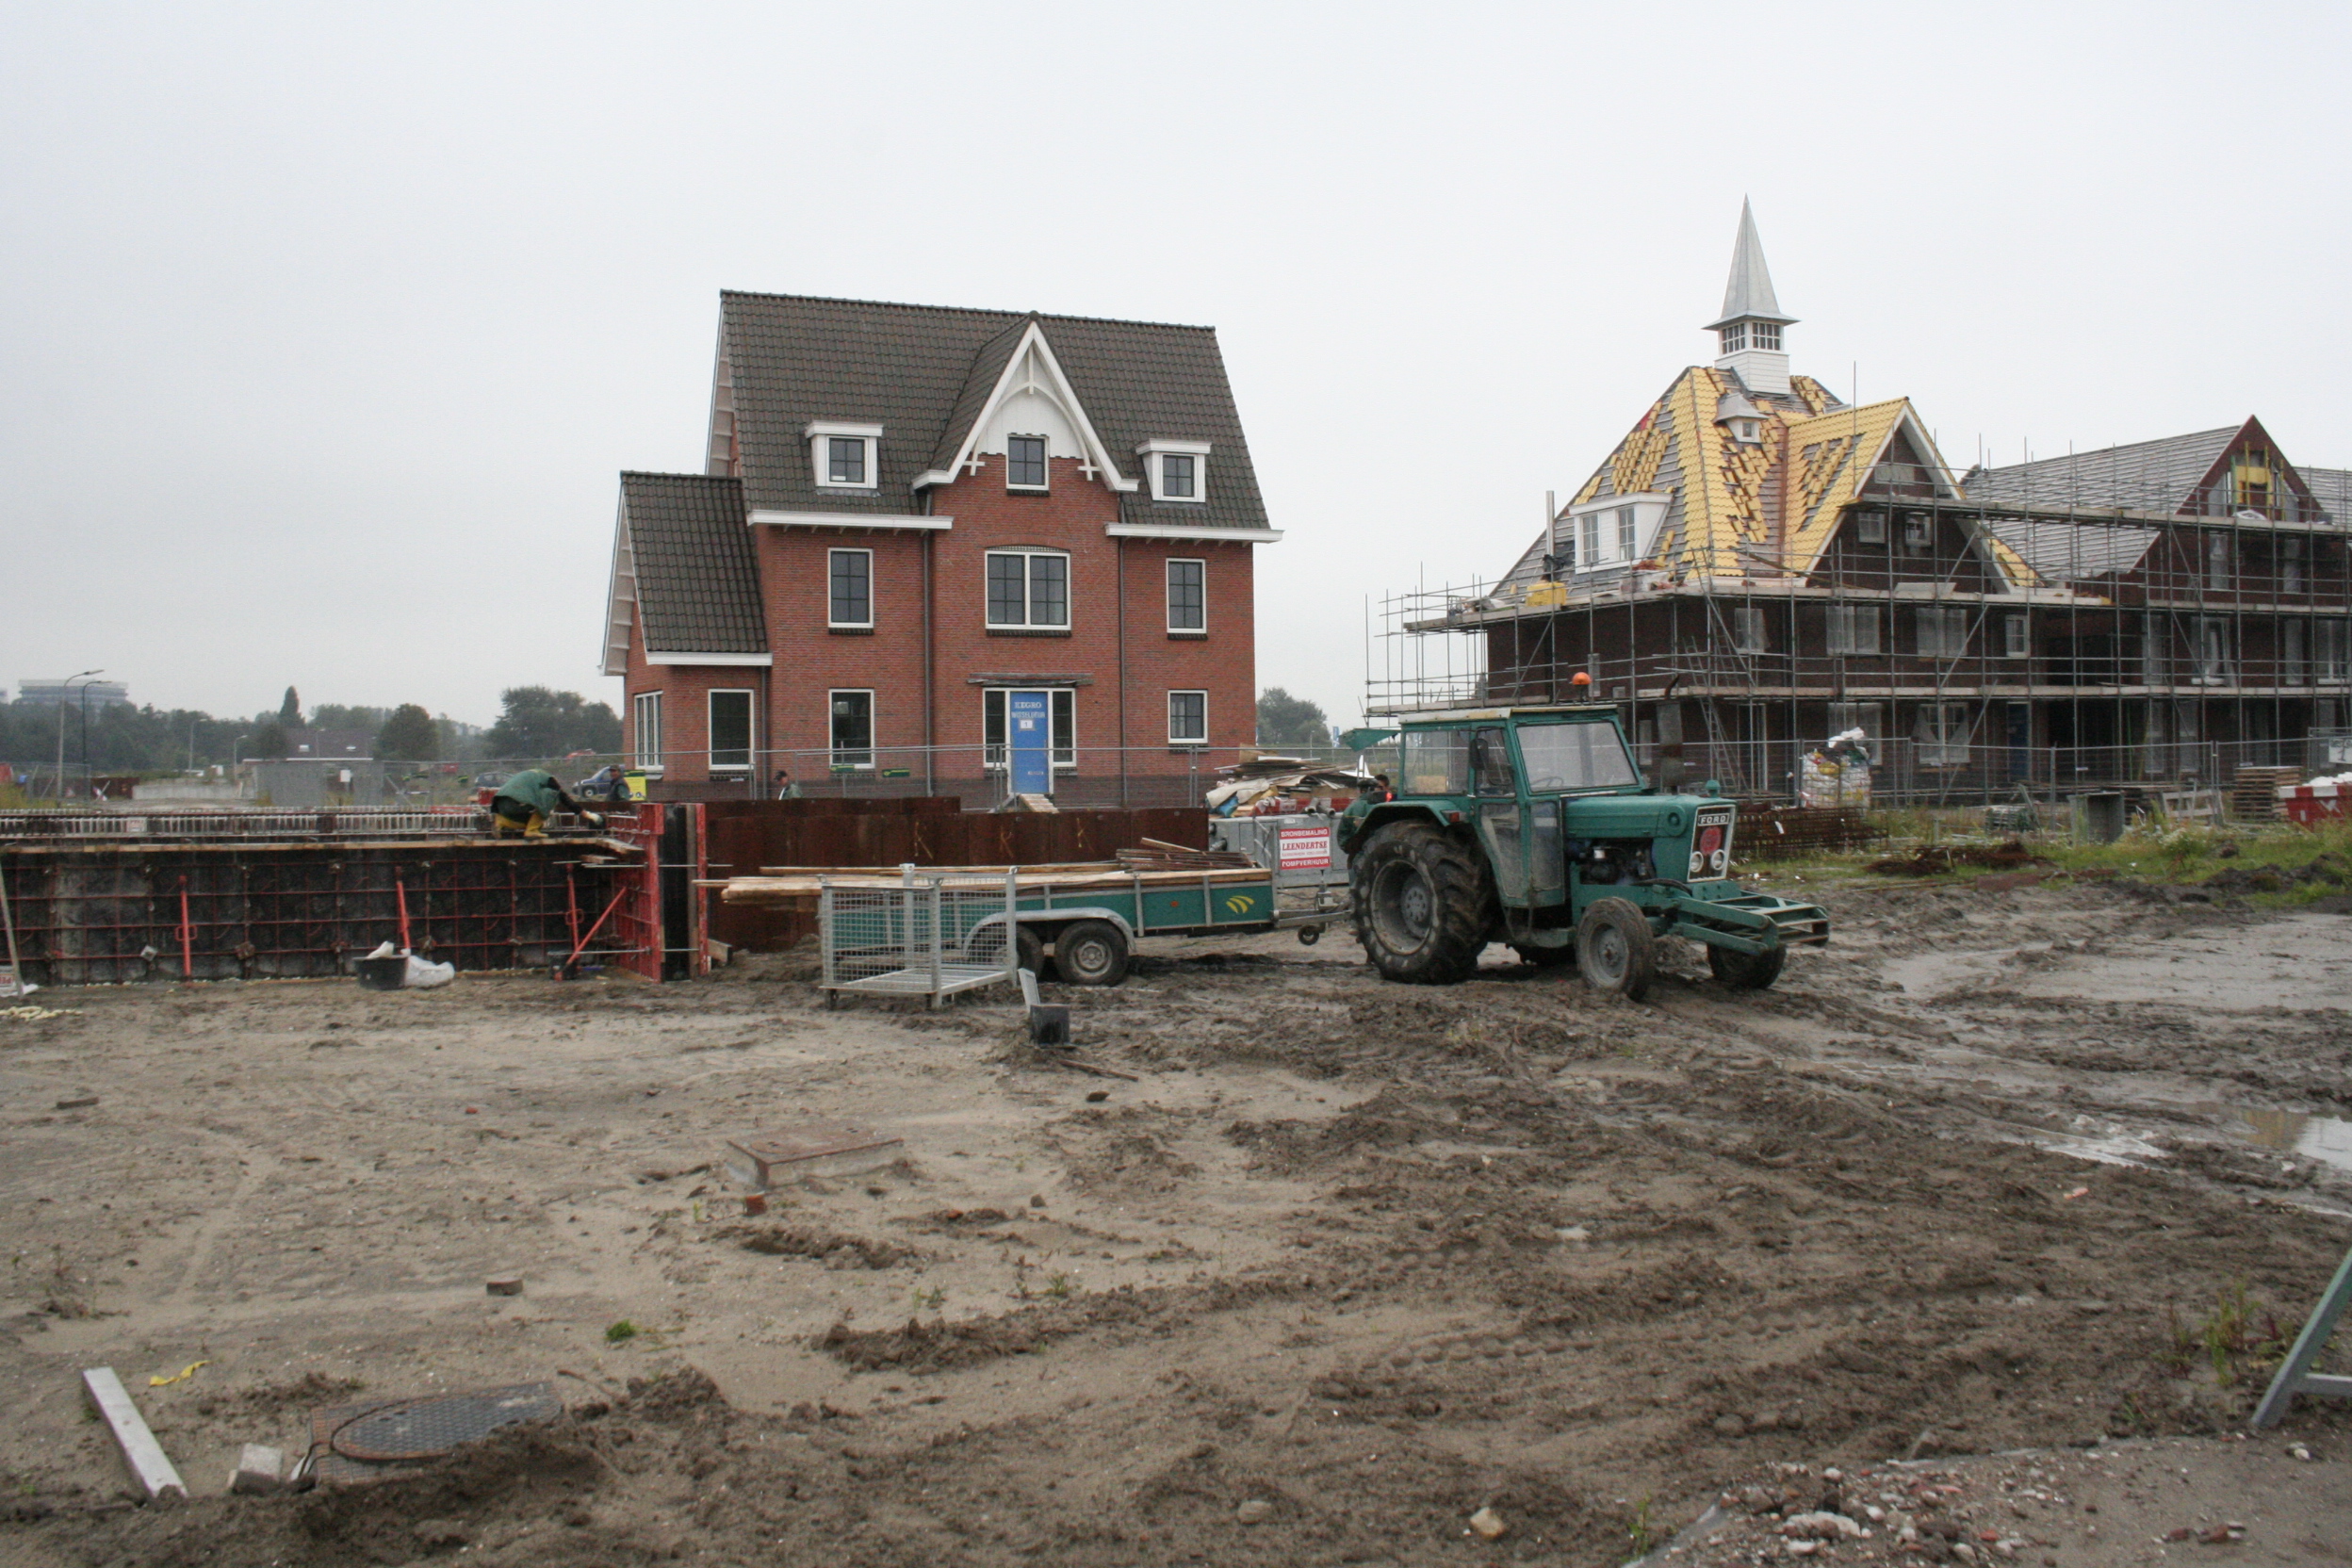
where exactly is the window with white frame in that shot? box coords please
[1902,514,1933,552]
[828,547,873,629]
[1751,322,1782,351]
[1168,690,1208,745]
[708,689,754,773]
[1914,605,1968,658]
[1139,440,1210,503]
[1166,559,1205,632]
[1913,702,1974,767]
[828,690,874,769]
[1731,605,1769,653]
[1579,513,1601,566]
[632,691,663,773]
[2003,612,2030,659]
[2316,619,2350,683]
[985,548,1070,629]
[1824,603,1879,655]
[982,689,1074,770]
[2284,619,2309,685]
[1721,322,1747,354]
[2142,614,2170,682]
[2206,532,2231,591]
[808,422,882,491]
[1854,510,1887,546]
[2192,616,2233,684]
[1005,434,1049,490]
[2283,536,2308,594]
[1616,508,1639,560]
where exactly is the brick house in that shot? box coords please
[602,294,1278,802]
[1381,204,2352,797]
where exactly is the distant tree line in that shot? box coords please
[0,682,620,776]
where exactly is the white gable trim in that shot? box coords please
[912,322,1137,494]
[601,492,637,678]
[1861,409,1962,499]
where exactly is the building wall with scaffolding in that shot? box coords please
[1372,447,2352,802]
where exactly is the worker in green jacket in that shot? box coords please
[489,769,605,837]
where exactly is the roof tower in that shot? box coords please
[1708,200,1795,397]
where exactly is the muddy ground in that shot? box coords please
[2,873,2348,1566]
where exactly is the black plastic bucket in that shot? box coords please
[354,956,407,990]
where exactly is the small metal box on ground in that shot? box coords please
[2072,791,2128,844]
[723,1123,903,1190]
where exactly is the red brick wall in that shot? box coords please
[620,627,765,785]
[622,452,1260,787]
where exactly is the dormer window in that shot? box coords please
[1006,434,1049,490]
[808,421,882,491]
[1137,439,1212,503]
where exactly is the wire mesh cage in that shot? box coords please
[818,869,1020,1007]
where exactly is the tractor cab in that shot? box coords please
[1338,704,1827,1000]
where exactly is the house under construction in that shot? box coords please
[1372,204,2352,801]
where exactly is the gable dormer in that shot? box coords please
[918,321,1135,494]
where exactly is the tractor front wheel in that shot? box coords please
[1707,941,1785,991]
[1351,823,1496,985]
[1576,898,1658,1002]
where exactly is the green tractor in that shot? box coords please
[1337,704,1828,1000]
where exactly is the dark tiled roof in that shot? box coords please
[1961,429,2236,514]
[1980,519,2161,582]
[719,293,1269,531]
[620,472,765,654]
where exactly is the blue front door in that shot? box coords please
[1008,690,1053,795]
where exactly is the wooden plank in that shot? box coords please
[81,1366,187,1498]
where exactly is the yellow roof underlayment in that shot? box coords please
[1566,367,2036,588]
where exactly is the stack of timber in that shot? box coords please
[713,858,1266,907]
[2232,766,2303,822]
[1113,837,1254,871]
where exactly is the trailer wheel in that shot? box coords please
[1576,898,1657,1002]
[1351,822,1496,985]
[1017,925,1048,978]
[1054,920,1130,987]
[1707,942,1785,990]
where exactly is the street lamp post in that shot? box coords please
[54,670,101,803]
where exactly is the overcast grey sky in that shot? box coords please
[5,2,2348,729]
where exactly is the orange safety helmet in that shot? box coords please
[1570,671,1592,687]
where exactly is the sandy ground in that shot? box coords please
[2,873,2348,1565]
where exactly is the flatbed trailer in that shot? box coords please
[714,861,1349,994]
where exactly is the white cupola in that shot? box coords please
[1707,199,1796,397]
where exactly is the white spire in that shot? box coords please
[1707,199,1794,329]
[1709,200,1795,397]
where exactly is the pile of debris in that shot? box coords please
[1865,840,2051,877]
[1207,756,1378,816]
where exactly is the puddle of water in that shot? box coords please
[2231,1107,2352,1172]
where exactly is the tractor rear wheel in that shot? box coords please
[1054,920,1130,987]
[1707,941,1785,990]
[1576,898,1658,1002]
[1351,823,1496,985]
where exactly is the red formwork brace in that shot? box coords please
[396,876,413,953]
[177,879,194,980]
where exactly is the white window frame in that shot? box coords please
[807,421,883,492]
[1004,433,1051,492]
[1730,605,1769,653]
[827,547,874,629]
[1915,701,1975,768]
[2318,619,2352,685]
[707,688,755,774]
[985,547,1071,629]
[2282,536,2308,594]
[2283,618,2309,686]
[1914,605,1968,659]
[1854,510,1888,546]
[1138,439,1211,504]
[1825,603,1879,656]
[2002,612,2030,659]
[1166,558,1206,633]
[631,690,663,774]
[2206,532,2231,592]
[828,689,874,770]
[1167,690,1209,746]
[2192,616,2233,686]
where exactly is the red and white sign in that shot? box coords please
[1278,826,1331,870]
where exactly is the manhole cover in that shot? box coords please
[309,1381,560,1476]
